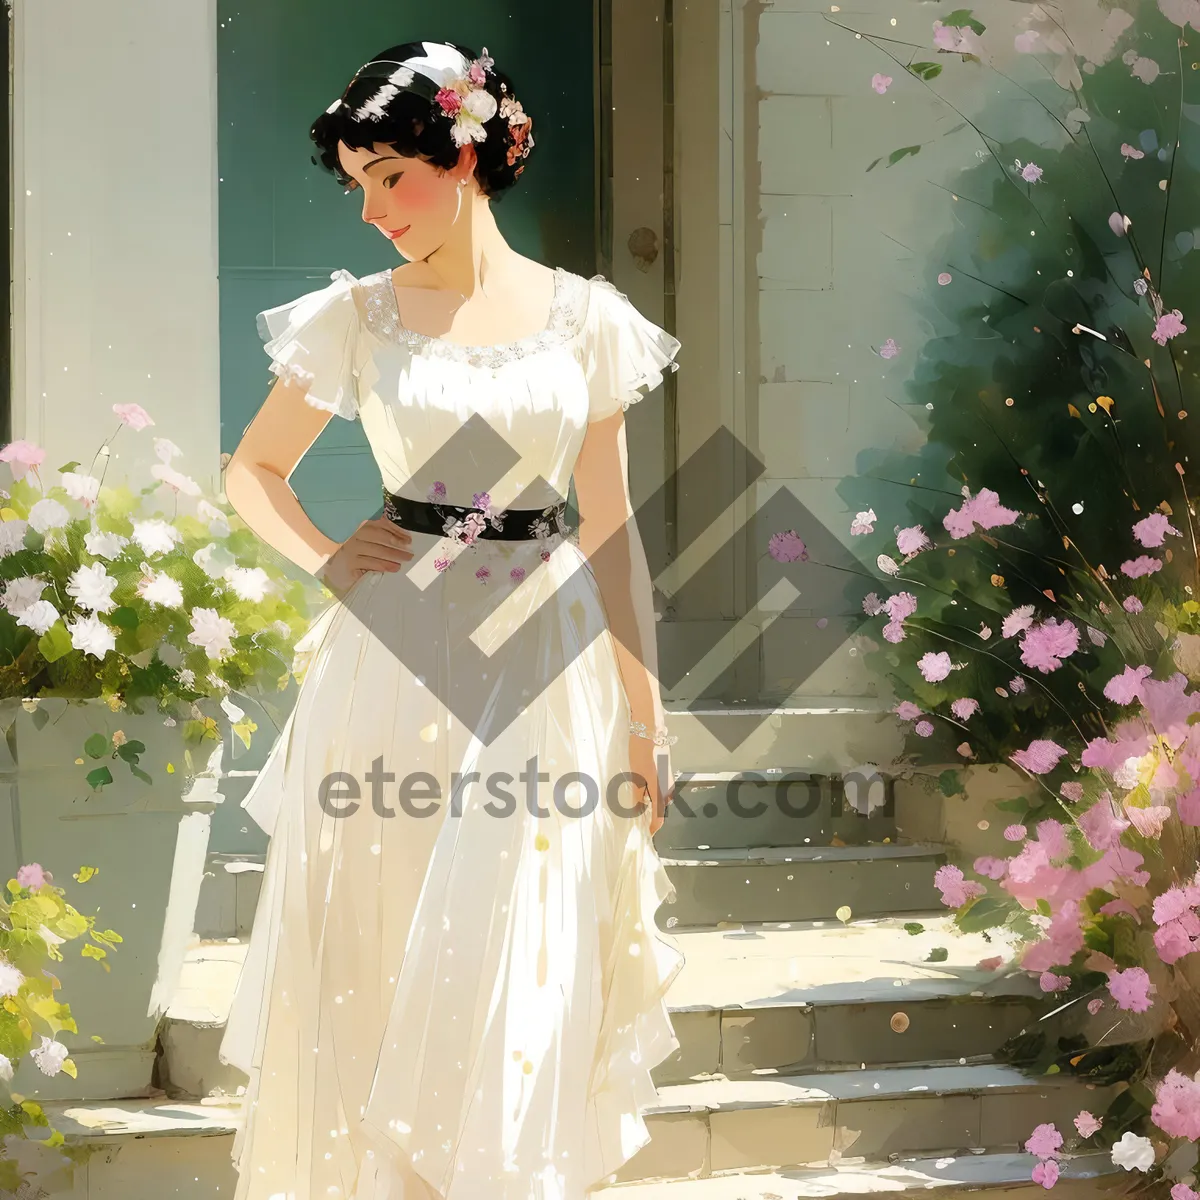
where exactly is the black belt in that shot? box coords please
[382,488,571,543]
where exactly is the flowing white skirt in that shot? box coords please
[218,530,685,1200]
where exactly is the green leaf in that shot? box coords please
[908,61,943,81]
[1036,898,1052,917]
[128,764,153,785]
[108,606,139,631]
[115,739,146,764]
[83,733,109,760]
[85,765,113,790]
[942,8,986,33]
[937,769,964,798]
[925,946,949,962]
[38,621,74,663]
[995,797,1031,814]
[903,921,926,935]
[866,156,883,173]
[887,145,922,168]
[958,896,1012,932]
[57,461,81,474]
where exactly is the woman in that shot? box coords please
[218,39,685,1200]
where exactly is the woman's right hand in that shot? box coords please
[319,517,414,595]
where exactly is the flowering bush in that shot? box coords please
[0,404,318,787]
[0,862,118,1193]
[765,0,1200,1190]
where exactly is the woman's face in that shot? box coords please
[337,140,475,263]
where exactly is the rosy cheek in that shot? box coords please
[393,176,442,212]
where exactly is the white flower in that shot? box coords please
[66,562,118,614]
[0,518,28,557]
[31,1035,69,1077]
[137,571,184,609]
[153,437,183,463]
[131,518,182,556]
[85,528,128,559]
[68,612,117,660]
[151,463,201,496]
[224,565,273,602]
[0,955,24,997]
[193,542,236,579]
[198,500,230,537]
[220,694,245,723]
[27,498,70,533]
[2,576,47,616]
[17,599,60,636]
[188,607,236,659]
[207,671,230,692]
[61,470,101,507]
[0,1054,12,1083]
[1111,1131,1155,1172]
[177,668,196,689]
[877,554,901,577]
[463,89,498,123]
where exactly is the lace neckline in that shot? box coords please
[361,266,583,368]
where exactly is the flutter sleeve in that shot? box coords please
[579,276,681,423]
[255,268,361,421]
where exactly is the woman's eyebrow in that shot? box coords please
[362,155,404,173]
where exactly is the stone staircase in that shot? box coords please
[30,706,1126,1197]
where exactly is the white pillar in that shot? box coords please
[11,0,221,493]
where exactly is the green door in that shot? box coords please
[217,3,596,542]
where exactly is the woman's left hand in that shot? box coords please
[628,735,674,836]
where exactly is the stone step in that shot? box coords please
[665,704,904,776]
[597,1153,1119,1198]
[615,1065,1118,1184]
[659,844,945,928]
[658,770,897,853]
[26,1096,1120,1199]
[159,917,1045,1102]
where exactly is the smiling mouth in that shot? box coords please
[385,226,411,239]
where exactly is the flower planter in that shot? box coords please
[0,697,226,1102]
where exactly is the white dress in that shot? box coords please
[218,265,686,1200]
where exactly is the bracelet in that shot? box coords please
[629,720,678,747]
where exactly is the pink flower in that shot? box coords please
[943,487,1021,539]
[884,592,918,622]
[1024,1122,1064,1159]
[938,272,952,285]
[1152,1070,1200,1141]
[1104,664,1153,704]
[871,73,892,94]
[433,556,453,573]
[918,651,953,683]
[1154,886,1194,925]
[1004,824,1028,842]
[1020,162,1043,183]
[1088,997,1104,1014]
[1060,782,1084,803]
[895,526,931,556]
[977,955,1004,971]
[1031,1159,1059,1189]
[16,862,47,889]
[1153,309,1187,346]
[879,338,900,359]
[1124,804,1171,838]
[112,402,154,430]
[851,510,877,536]
[952,697,980,720]
[1154,919,1197,964]
[1107,966,1153,1012]
[1039,971,1070,993]
[895,701,922,721]
[1172,1184,1200,1200]
[1010,739,1069,775]
[1133,512,1182,548]
[1121,554,1163,578]
[915,719,935,737]
[475,566,491,583]
[768,530,807,563]
[1075,1111,1102,1138]
[1121,143,1146,159]
[435,87,463,115]
[0,440,46,481]
[428,481,447,502]
[974,856,1008,880]
[1019,619,1080,674]
[1124,596,1144,613]
[510,567,526,583]
[468,62,487,86]
[934,863,985,907]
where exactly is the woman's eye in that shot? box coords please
[385,173,403,189]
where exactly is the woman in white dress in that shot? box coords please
[218,40,685,1200]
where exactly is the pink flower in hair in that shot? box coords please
[436,87,462,115]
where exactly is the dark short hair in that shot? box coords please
[310,41,532,200]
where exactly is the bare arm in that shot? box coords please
[572,408,665,733]
[223,376,345,577]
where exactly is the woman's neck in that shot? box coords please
[423,192,518,300]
